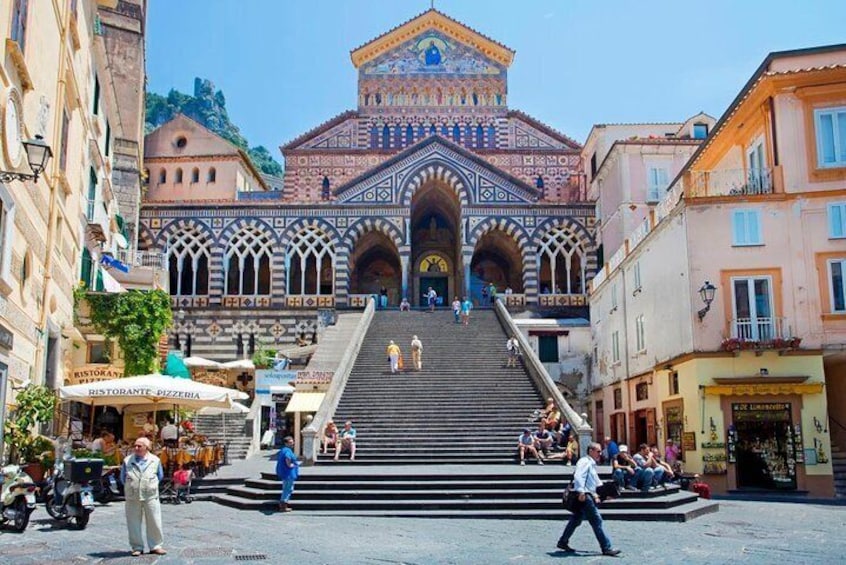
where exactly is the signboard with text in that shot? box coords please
[67,364,123,385]
[256,370,297,394]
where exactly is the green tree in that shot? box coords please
[85,290,173,376]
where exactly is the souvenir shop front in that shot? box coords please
[704,377,833,496]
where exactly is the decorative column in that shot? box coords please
[462,251,473,298]
[400,252,410,301]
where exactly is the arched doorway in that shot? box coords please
[410,180,461,307]
[348,231,401,306]
[470,230,524,305]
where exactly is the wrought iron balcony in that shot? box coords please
[688,167,781,198]
[729,316,792,342]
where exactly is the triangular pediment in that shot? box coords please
[145,114,241,159]
[282,111,360,151]
[334,136,540,205]
[351,9,515,69]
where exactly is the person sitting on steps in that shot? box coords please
[334,421,357,461]
[322,421,338,454]
[518,428,544,465]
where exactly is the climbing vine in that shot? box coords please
[85,289,173,376]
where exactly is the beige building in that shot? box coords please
[589,44,846,498]
[0,0,147,455]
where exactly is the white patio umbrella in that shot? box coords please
[182,356,222,369]
[221,359,255,371]
[59,373,249,433]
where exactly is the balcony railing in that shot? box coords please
[237,190,284,201]
[112,250,165,270]
[689,167,776,197]
[731,316,791,341]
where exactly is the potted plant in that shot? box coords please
[3,384,57,480]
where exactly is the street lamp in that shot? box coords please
[697,281,717,321]
[0,135,53,183]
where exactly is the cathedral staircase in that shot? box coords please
[215,309,718,520]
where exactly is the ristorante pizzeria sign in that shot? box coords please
[68,365,124,385]
[85,386,202,400]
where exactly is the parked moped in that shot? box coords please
[0,464,37,532]
[43,458,103,530]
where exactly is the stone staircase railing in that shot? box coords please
[493,298,593,455]
[301,297,375,464]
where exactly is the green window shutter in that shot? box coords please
[81,248,93,287]
[95,268,105,292]
[538,335,559,363]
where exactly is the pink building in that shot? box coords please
[589,44,846,497]
[144,114,267,203]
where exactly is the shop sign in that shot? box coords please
[256,370,297,394]
[681,431,696,452]
[295,370,334,384]
[0,323,13,351]
[68,364,123,385]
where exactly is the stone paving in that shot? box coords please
[1,497,845,564]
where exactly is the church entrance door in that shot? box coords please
[410,179,462,304]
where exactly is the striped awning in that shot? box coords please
[284,392,326,413]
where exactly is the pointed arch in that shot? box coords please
[163,224,213,296]
[341,217,405,251]
[222,226,274,296]
[398,160,472,207]
[533,219,597,295]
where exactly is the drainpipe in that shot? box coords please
[620,253,633,445]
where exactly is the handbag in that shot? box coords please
[561,487,581,513]
[596,481,620,501]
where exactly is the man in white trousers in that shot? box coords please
[121,436,166,556]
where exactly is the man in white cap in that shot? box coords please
[411,335,423,371]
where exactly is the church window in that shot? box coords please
[417,124,425,139]
[472,92,479,106]
[441,124,449,137]
[382,125,390,149]
[208,168,216,183]
[159,169,167,184]
[487,125,497,148]
[191,168,199,183]
[167,227,211,296]
[406,124,414,145]
[287,229,334,295]
[536,176,544,189]
[175,168,183,184]
[322,176,331,200]
[476,125,484,148]
[224,227,273,295]
[394,124,403,147]
[370,125,378,147]
[430,124,437,136]
[538,227,587,295]
[452,124,460,143]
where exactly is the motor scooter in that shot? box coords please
[43,457,103,530]
[0,464,37,532]
[92,466,122,503]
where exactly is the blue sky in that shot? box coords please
[146,0,846,154]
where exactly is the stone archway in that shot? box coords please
[348,231,402,306]
[410,179,462,307]
[470,229,524,304]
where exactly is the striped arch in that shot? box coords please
[467,216,533,294]
[217,217,280,248]
[531,217,598,296]
[154,218,215,249]
[397,160,473,206]
[280,218,342,297]
[341,217,404,250]
[339,217,405,305]
[137,224,156,251]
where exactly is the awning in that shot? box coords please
[284,392,326,413]
[702,383,824,396]
[100,268,127,293]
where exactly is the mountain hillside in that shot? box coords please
[146,78,283,177]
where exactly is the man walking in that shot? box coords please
[411,335,423,371]
[556,442,621,556]
[506,335,521,367]
[121,437,166,557]
[426,286,438,312]
[276,435,299,512]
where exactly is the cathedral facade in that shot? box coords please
[140,10,596,359]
